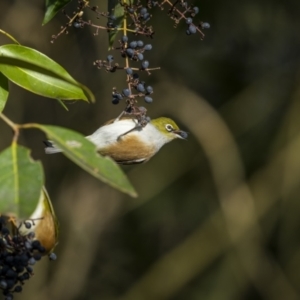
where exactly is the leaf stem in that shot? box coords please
[0,112,20,143]
[0,29,20,44]
[0,113,15,129]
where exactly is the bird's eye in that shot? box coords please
[165,124,173,132]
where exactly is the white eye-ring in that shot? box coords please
[165,124,173,132]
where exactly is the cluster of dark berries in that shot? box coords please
[185,17,210,36]
[94,34,156,111]
[166,1,210,38]
[111,78,153,104]
[121,35,153,62]
[93,36,153,72]
[0,216,57,300]
[122,3,155,37]
[111,71,154,105]
[52,0,209,126]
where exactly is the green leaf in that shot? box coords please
[0,44,95,102]
[36,124,137,197]
[108,0,125,49]
[43,0,72,25]
[0,144,44,219]
[0,72,9,113]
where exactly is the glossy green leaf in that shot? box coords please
[36,124,137,197]
[108,0,125,49]
[0,44,95,102]
[43,0,72,25]
[0,72,9,112]
[0,144,44,219]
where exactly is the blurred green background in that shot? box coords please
[1,0,300,299]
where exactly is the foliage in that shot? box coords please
[0,0,211,298]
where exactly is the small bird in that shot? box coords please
[44,117,188,164]
[17,188,59,255]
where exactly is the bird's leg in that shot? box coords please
[117,122,142,141]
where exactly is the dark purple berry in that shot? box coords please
[14,285,22,293]
[137,53,144,61]
[201,22,210,29]
[106,55,114,62]
[143,13,150,20]
[126,48,134,57]
[38,245,46,253]
[137,84,145,92]
[122,35,128,43]
[186,17,193,24]
[107,21,114,28]
[181,1,188,8]
[116,93,123,100]
[193,6,199,14]
[32,240,41,249]
[73,22,81,28]
[141,60,149,69]
[0,280,7,289]
[5,294,13,300]
[144,96,153,103]
[28,257,36,265]
[6,269,17,278]
[33,253,42,261]
[188,24,197,34]
[137,40,144,47]
[122,89,131,97]
[112,96,119,104]
[22,272,30,280]
[146,86,153,93]
[129,41,137,48]
[126,68,133,75]
[49,253,57,261]
[144,44,152,51]
[140,7,147,15]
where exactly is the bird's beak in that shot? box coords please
[173,130,188,139]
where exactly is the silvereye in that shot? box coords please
[44,117,188,164]
[17,187,59,254]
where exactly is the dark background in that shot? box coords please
[1,0,300,299]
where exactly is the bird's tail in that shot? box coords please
[43,141,62,154]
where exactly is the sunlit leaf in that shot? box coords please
[43,0,72,25]
[0,144,44,219]
[108,0,125,49]
[0,44,95,102]
[0,72,9,112]
[36,124,137,197]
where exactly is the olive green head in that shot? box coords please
[150,117,188,140]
